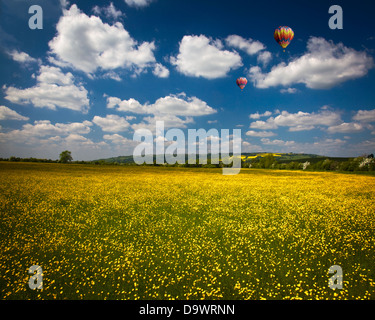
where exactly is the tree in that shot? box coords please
[59,150,73,163]
[264,154,275,168]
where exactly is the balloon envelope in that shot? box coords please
[236,77,247,90]
[274,26,294,49]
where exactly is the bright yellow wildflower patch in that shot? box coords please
[0,162,374,299]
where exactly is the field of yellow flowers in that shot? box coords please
[0,162,374,300]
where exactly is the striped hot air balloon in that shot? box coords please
[236,77,247,90]
[274,26,294,51]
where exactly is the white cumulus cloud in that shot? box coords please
[327,122,364,133]
[225,35,265,55]
[3,65,90,113]
[131,114,194,131]
[0,106,29,121]
[245,130,276,137]
[353,109,375,123]
[170,35,242,79]
[250,109,342,132]
[249,37,374,89]
[124,0,153,8]
[280,88,298,94]
[249,119,278,130]
[8,50,40,65]
[257,51,272,66]
[107,93,216,132]
[103,133,137,145]
[92,114,131,132]
[261,138,295,146]
[152,63,170,78]
[107,93,216,116]
[249,111,272,119]
[92,2,124,20]
[48,4,156,75]
[0,120,92,144]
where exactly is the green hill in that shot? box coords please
[94,152,350,164]
[95,155,134,164]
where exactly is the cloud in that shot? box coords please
[102,71,122,81]
[353,109,375,122]
[0,118,112,160]
[245,130,276,137]
[250,109,342,131]
[225,35,265,55]
[242,141,264,153]
[60,0,70,10]
[152,63,170,78]
[92,2,124,20]
[48,4,156,75]
[130,116,192,139]
[327,122,364,133]
[249,37,374,89]
[36,65,75,85]
[65,134,95,145]
[55,133,107,153]
[356,138,375,150]
[0,120,92,144]
[308,139,348,154]
[8,50,40,65]
[259,137,348,156]
[249,111,272,119]
[103,133,137,145]
[249,119,278,130]
[0,106,29,121]
[324,109,375,134]
[288,125,315,132]
[107,93,216,116]
[131,114,194,131]
[125,115,136,120]
[3,65,90,113]
[124,0,153,7]
[92,114,130,132]
[274,110,341,128]
[257,51,272,66]
[102,133,144,159]
[261,138,295,147]
[280,88,297,94]
[170,35,242,79]
[131,114,194,134]
[23,120,92,136]
[249,108,374,135]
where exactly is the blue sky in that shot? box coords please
[1,0,375,160]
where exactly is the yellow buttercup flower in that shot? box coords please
[0,162,374,300]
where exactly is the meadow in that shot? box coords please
[0,162,374,300]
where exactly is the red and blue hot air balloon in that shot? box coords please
[236,77,247,90]
[274,26,294,51]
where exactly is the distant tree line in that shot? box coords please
[1,150,74,164]
[2,151,374,172]
[0,157,101,164]
[244,153,375,172]
[1,156,59,163]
